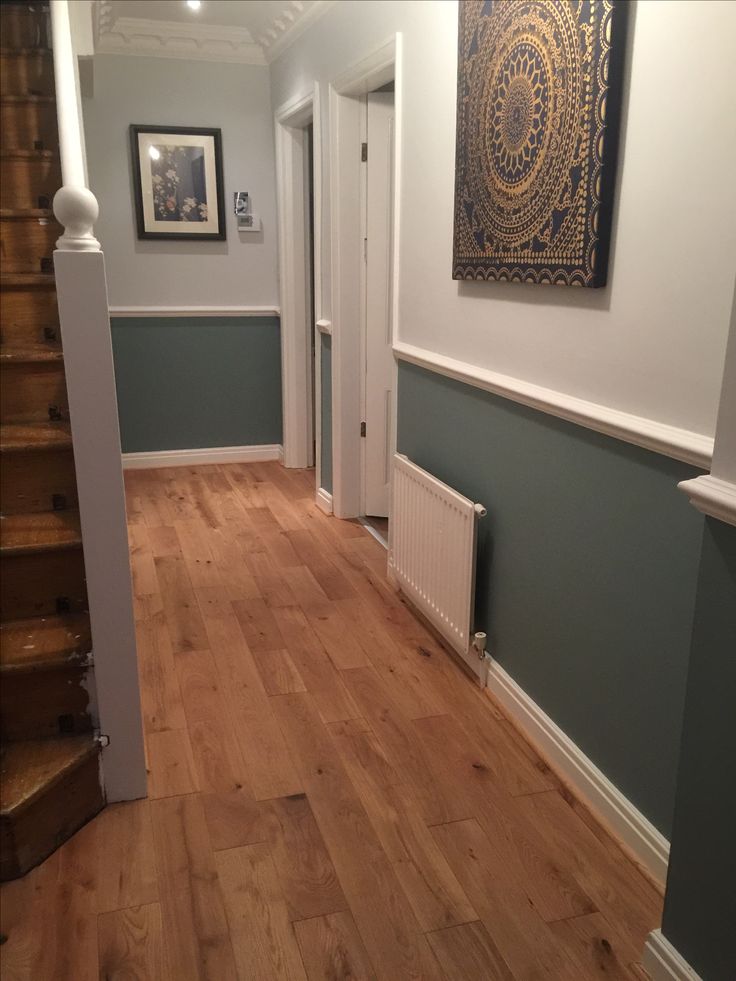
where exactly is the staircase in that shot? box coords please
[0,1,103,881]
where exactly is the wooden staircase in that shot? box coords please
[0,1,104,881]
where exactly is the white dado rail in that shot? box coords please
[50,0,147,801]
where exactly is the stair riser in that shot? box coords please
[0,752,103,881]
[0,7,50,51]
[0,548,87,620]
[1,284,58,334]
[0,447,78,514]
[0,158,61,211]
[0,215,59,274]
[0,360,68,422]
[0,52,54,97]
[0,102,57,152]
[1,666,92,740]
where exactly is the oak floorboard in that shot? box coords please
[97,903,166,981]
[135,609,188,733]
[425,920,515,981]
[262,792,348,921]
[150,795,238,980]
[92,800,159,914]
[270,691,445,980]
[153,553,209,653]
[215,842,308,981]
[413,713,596,923]
[146,727,199,799]
[547,912,641,980]
[328,718,477,932]
[293,910,377,981]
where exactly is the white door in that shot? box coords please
[363,91,395,517]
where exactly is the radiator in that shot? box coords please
[388,454,487,680]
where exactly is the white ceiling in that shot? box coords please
[96,0,334,64]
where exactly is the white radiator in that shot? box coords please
[388,454,487,680]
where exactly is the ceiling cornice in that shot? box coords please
[259,0,336,64]
[93,0,335,66]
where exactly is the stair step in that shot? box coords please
[0,613,91,672]
[0,421,72,452]
[0,148,56,159]
[0,342,63,363]
[1,272,55,289]
[0,510,82,556]
[0,207,53,219]
[1,358,68,423]
[0,94,55,106]
[1,736,103,880]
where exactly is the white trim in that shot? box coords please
[331,36,397,95]
[642,930,703,981]
[678,474,736,526]
[486,658,670,886]
[275,90,317,469]
[359,517,388,550]
[316,487,333,515]
[108,305,280,318]
[394,342,713,470]
[122,444,282,470]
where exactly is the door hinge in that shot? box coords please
[361,142,368,162]
[360,421,367,437]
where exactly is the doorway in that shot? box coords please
[361,88,395,528]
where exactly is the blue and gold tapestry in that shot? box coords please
[453,0,628,287]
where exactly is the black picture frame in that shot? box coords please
[129,125,226,241]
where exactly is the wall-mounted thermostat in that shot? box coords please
[234,191,261,232]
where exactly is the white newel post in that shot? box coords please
[51,0,147,801]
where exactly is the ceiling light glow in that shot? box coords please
[187,0,201,10]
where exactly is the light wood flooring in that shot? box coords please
[0,461,663,980]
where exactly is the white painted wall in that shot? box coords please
[82,55,279,307]
[270,0,736,439]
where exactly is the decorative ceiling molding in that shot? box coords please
[95,16,265,65]
[258,0,336,64]
[92,0,335,66]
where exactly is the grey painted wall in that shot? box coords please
[320,334,333,493]
[397,361,705,836]
[84,56,279,307]
[110,317,282,452]
[662,518,736,980]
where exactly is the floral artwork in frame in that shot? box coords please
[129,125,225,240]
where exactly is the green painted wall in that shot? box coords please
[397,361,705,836]
[110,316,282,452]
[320,333,333,493]
[662,518,736,981]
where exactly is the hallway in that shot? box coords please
[0,461,662,979]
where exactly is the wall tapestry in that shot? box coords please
[130,125,225,240]
[452,0,628,287]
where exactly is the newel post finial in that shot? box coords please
[50,0,101,252]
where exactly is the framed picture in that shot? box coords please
[452,1,628,287]
[129,125,226,240]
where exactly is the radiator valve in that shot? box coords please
[472,631,488,661]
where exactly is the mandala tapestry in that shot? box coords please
[452,0,628,287]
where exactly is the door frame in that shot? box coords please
[274,84,321,469]
[329,35,402,518]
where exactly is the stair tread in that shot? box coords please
[1,272,55,289]
[0,735,98,818]
[0,48,52,57]
[0,421,71,452]
[0,148,57,160]
[0,342,63,363]
[0,94,54,104]
[0,509,82,555]
[0,207,54,219]
[0,613,91,672]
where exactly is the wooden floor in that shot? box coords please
[0,461,662,980]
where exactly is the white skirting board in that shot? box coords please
[642,930,703,981]
[316,488,333,514]
[486,658,670,886]
[122,444,283,469]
